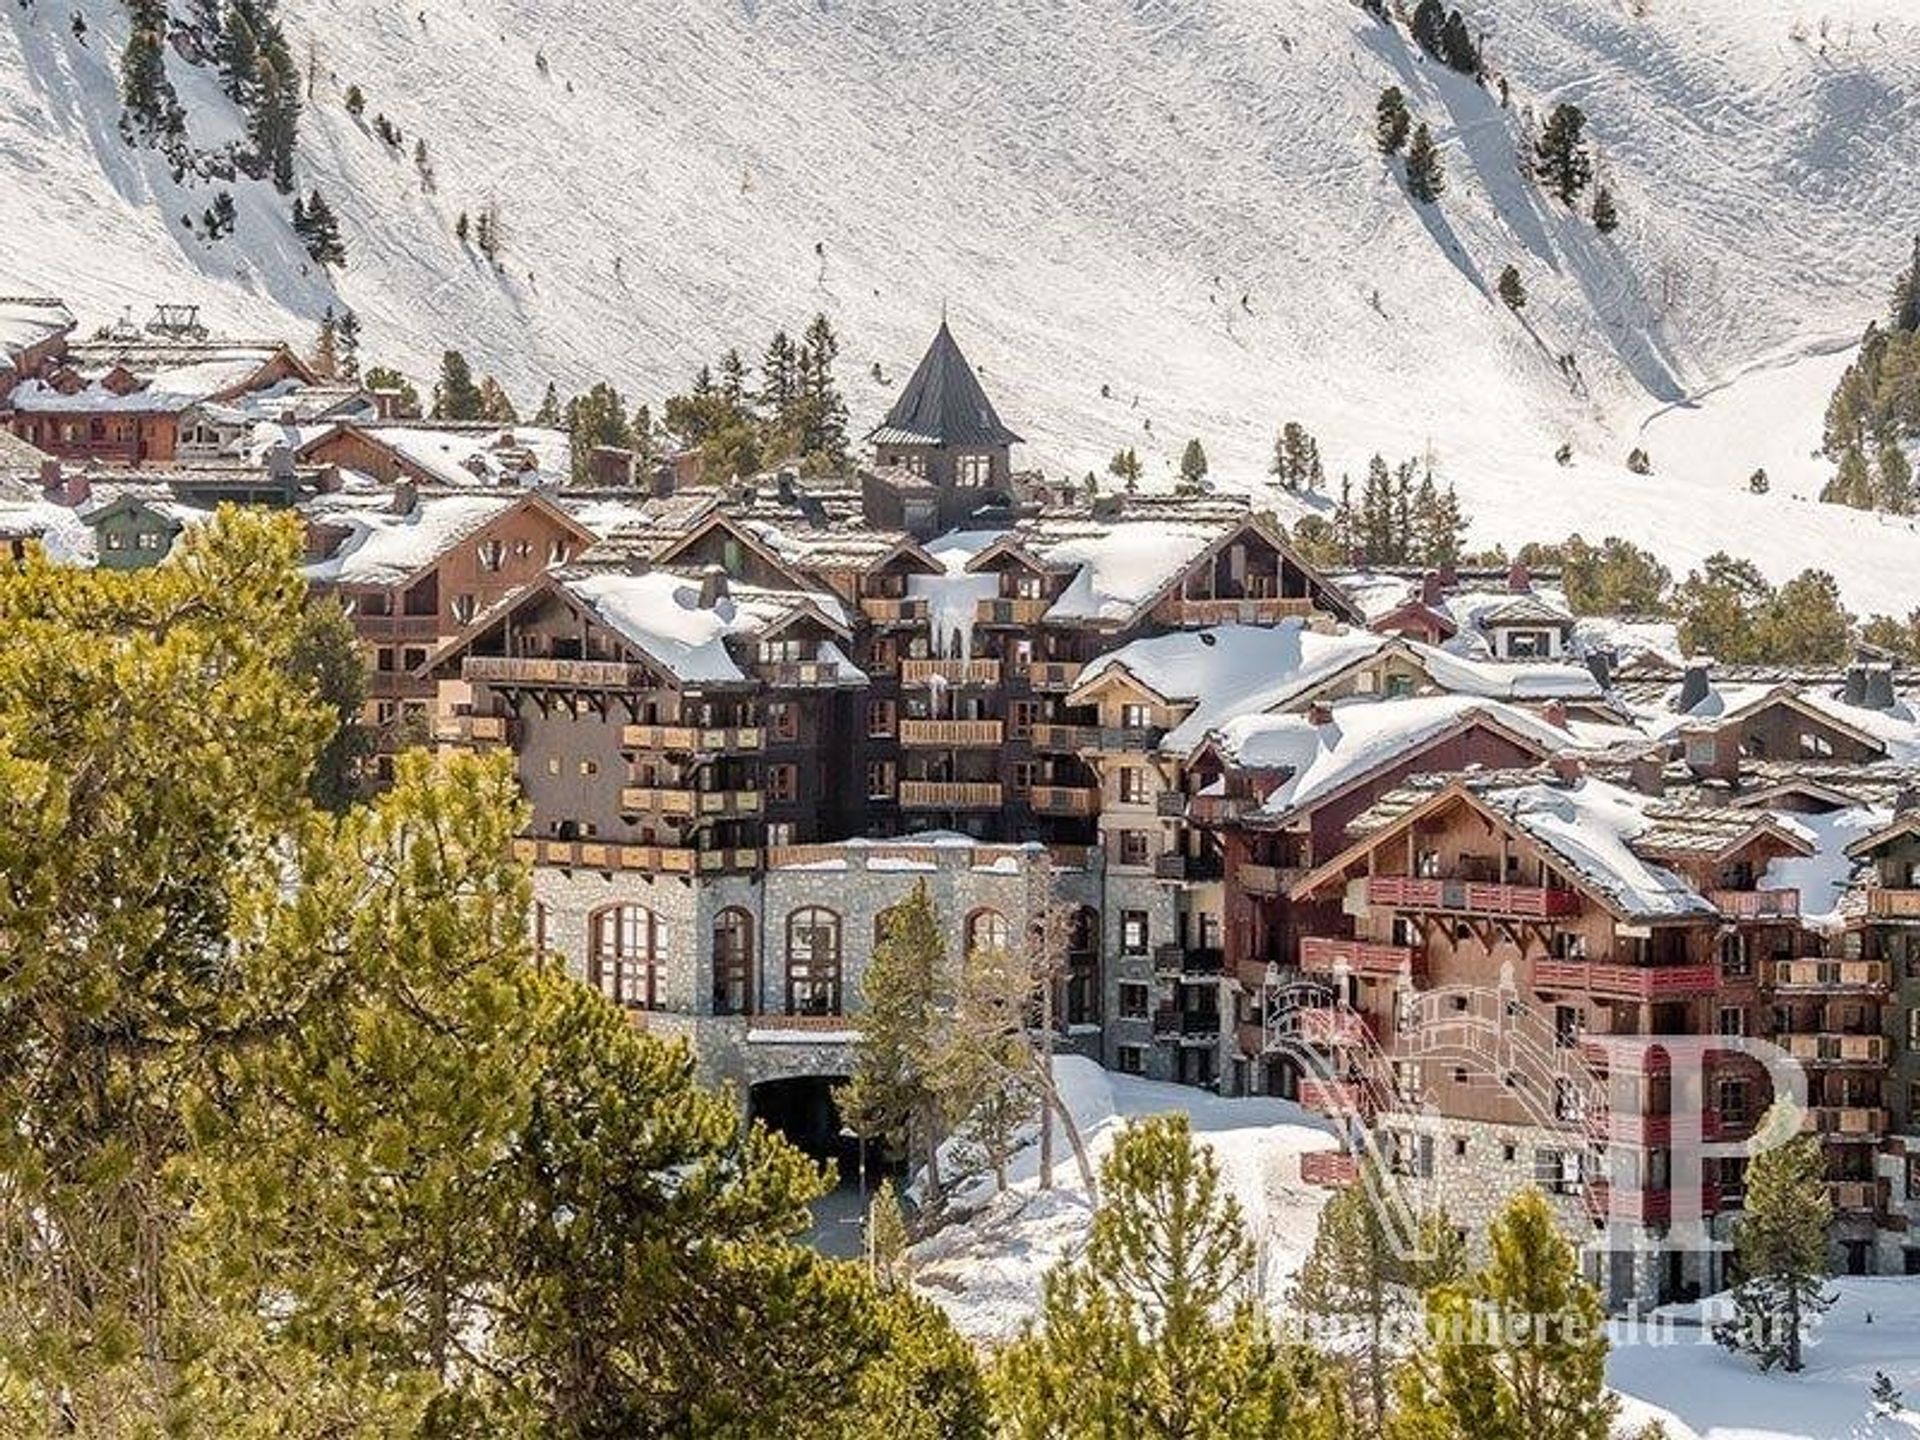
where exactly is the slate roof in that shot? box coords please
[867,322,1022,449]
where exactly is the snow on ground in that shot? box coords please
[908,1055,1338,1342]
[1607,1279,1920,1440]
[7,1,1920,609]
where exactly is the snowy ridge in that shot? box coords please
[6,1,1920,608]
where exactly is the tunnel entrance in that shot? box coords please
[748,1075,855,1166]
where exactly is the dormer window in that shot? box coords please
[477,539,506,572]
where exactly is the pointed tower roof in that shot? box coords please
[867,321,1023,449]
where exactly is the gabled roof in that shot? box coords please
[303,489,595,590]
[867,321,1022,450]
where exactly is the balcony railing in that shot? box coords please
[975,596,1051,624]
[897,781,1003,810]
[753,658,846,687]
[1367,874,1580,918]
[1586,1181,1721,1224]
[898,718,1004,747]
[1532,960,1719,1002]
[1802,1106,1887,1137]
[1150,1006,1221,1041]
[1239,863,1293,898]
[1165,596,1317,626]
[900,658,1001,686]
[1866,887,1920,919]
[1708,887,1800,920]
[1155,852,1222,882]
[432,712,516,744]
[1028,784,1098,816]
[465,655,655,688]
[1299,1151,1360,1187]
[858,595,928,623]
[1153,944,1225,977]
[621,723,763,753]
[1032,722,1165,753]
[513,838,698,874]
[1772,960,1890,993]
[1155,791,1190,818]
[1830,1179,1884,1213]
[1299,935,1422,979]
[355,612,444,641]
[1780,1033,1889,1066]
[1029,661,1084,691]
[1299,1078,1370,1116]
[1298,1008,1370,1047]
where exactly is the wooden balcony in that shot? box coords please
[1165,596,1317,626]
[1151,1006,1221,1042]
[621,723,763,753]
[1780,1033,1889,1066]
[619,787,762,818]
[1299,1151,1359,1188]
[900,657,1001,686]
[1028,661,1084,691]
[1802,1106,1887,1138]
[1299,935,1422,979]
[1708,887,1800,920]
[754,658,847,687]
[355,612,444,641]
[1298,1078,1370,1116]
[1772,960,1890,993]
[858,595,928,623]
[1830,1179,1885,1213]
[975,596,1051,624]
[1532,960,1720,1002]
[431,712,516,745]
[1239,863,1293,898]
[899,718,1004,747]
[1867,887,1920,919]
[513,838,698,874]
[465,655,655,688]
[1156,790,1191,818]
[1367,874,1580,918]
[1297,1008,1370,1047]
[369,670,429,698]
[697,846,762,873]
[1586,1181,1721,1225]
[898,780,1003,810]
[1028,784,1098,816]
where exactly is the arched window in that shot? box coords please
[713,908,755,1016]
[787,907,843,1016]
[966,908,1011,956]
[589,905,668,1010]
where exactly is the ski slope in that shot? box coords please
[3,0,1919,609]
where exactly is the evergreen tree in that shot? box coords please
[630,402,656,460]
[1626,446,1652,475]
[1108,447,1143,492]
[1439,10,1480,75]
[1890,235,1920,333]
[476,375,519,424]
[1748,467,1769,495]
[204,190,238,240]
[1713,1116,1834,1372]
[838,882,953,1204]
[1871,1371,1904,1415]
[1411,0,1447,56]
[1535,103,1594,207]
[287,595,368,811]
[1591,185,1619,234]
[1376,87,1412,156]
[869,1178,911,1288]
[310,306,339,379]
[798,313,850,465]
[1272,420,1325,491]
[1497,265,1527,311]
[1178,437,1210,489]
[1391,1189,1616,1440]
[335,307,361,379]
[1756,569,1853,666]
[120,0,180,140]
[1876,438,1913,513]
[1674,552,1773,661]
[761,328,801,425]
[455,210,470,244]
[564,382,633,483]
[432,348,483,420]
[533,381,563,427]
[298,189,346,265]
[344,82,364,116]
[1519,535,1670,615]
[995,1115,1344,1440]
[218,2,261,104]
[363,364,421,418]
[1821,445,1876,510]
[1406,123,1447,203]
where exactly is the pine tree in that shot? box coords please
[310,306,339,380]
[1411,0,1447,56]
[837,881,953,1205]
[1890,235,1920,333]
[563,382,632,483]
[1877,438,1914,514]
[1272,421,1325,491]
[718,347,748,405]
[344,82,364,116]
[1291,1157,1414,1433]
[298,189,346,265]
[204,190,237,240]
[431,350,482,420]
[1439,10,1480,75]
[1535,103,1595,207]
[1178,437,1210,489]
[1108,447,1143,492]
[476,376,519,424]
[1391,1189,1617,1440]
[335,307,361,379]
[1376,87,1411,156]
[1755,569,1853,666]
[760,329,801,424]
[1870,1371,1903,1415]
[1591,184,1619,233]
[120,0,180,140]
[1748,467,1769,494]
[1821,445,1875,510]
[1674,552,1772,662]
[454,211,470,244]
[868,1177,911,1288]
[533,382,563,427]
[363,364,421,418]
[797,313,849,465]
[218,3,261,103]
[1626,446,1651,474]
[1497,265,1527,311]
[1713,1116,1834,1372]
[995,1115,1344,1439]
[1406,123,1447,203]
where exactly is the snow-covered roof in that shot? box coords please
[1025,519,1223,625]
[1764,805,1886,931]
[1637,679,1920,758]
[11,343,292,415]
[0,498,93,564]
[304,492,521,587]
[1405,641,1604,702]
[1212,695,1572,821]
[335,424,571,487]
[0,296,74,364]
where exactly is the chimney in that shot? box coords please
[776,470,796,503]
[37,456,62,495]
[1676,662,1711,714]
[698,563,729,608]
[1844,663,1869,707]
[1896,785,1920,816]
[1419,570,1444,607]
[372,387,401,421]
[1542,699,1568,730]
[391,478,418,515]
[622,549,652,577]
[1863,666,1897,712]
[266,444,295,482]
[1437,561,1458,589]
[1629,750,1665,798]
[1549,753,1584,786]
[1307,700,1334,727]
[1585,648,1614,691]
[56,468,89,508]
[1507,561,1532,594]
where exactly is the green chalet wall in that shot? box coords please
[85,496,191,570]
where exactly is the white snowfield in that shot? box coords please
[6,1,1920,607]
[910,1060,1920,1438]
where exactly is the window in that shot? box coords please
[1008,700,1038,740]
[967,909,1010,956]
[1118,981,1150,1020]
[1798,730,1836,759]
[548,538,571,565]
[767,822,794,847]
[589,905,668,1010]
[761,638,809,664]
[956,452,993,488]
[786,908,843,1015]
[768,764,798,802]
[1119,767,1148,805]
[867,698,896,737]
[870,636,897,672]
[1717,1005,1747,1037]
[1116,1044,1145,1075]
[1010,761,1035,796]
[578,759,598,777]
[478,539,506,572]
[1121,910,1149,954]
[1119,830,1150,866]
[513,539,534,560]
[767,703,798,741]
[712,909,754,1015]
[1120,703,1151,731]
[1717,1077,1749,1127]
[451,594,477,625]
[867,760,895,799]
[136,529,166,551]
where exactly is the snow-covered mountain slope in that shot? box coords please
[5,0,1919,608]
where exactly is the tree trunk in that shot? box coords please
[1039,966,1056,1190]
